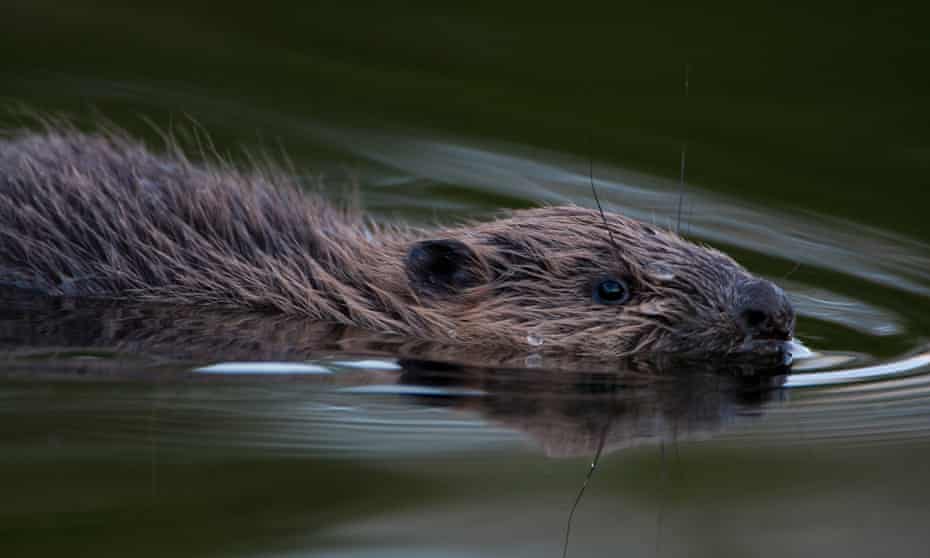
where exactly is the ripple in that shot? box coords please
[308,126,930,301]
[339,385,487,397]
[786,348,930,388]
[194,362,333,375]
[785,283,904,337]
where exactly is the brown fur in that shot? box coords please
[0,127,794,358]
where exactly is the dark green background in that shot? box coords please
[2,3,930,557]
[4,2,929,237]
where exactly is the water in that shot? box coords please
[2,3,930,557]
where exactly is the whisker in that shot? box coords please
[588,138,623,265]
[561,418,609,558]
[676,63,690,235]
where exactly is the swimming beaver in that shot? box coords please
[0,128,795,360]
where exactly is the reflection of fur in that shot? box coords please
[0,292,785,456]
[1,127,791,357]
[399,359,785,457]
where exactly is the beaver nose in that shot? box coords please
[735,279,794,340]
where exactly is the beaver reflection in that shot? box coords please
[0,289,786,454]
[395,358,785,457]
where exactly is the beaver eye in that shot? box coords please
[594,278,630,305]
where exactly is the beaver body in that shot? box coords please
[0,129,795,359]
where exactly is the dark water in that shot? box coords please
[3,3,930,557]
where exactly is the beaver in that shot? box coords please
[0,127,795,360]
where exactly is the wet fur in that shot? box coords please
[0,127,780,357]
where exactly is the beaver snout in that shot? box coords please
[734,279,795,341]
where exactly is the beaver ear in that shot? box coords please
[405,239,483,296]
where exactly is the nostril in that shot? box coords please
[735,278,795,341]
[741,308,768,329]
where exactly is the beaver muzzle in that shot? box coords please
[733,278,797,365]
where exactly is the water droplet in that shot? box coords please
[446,329,458,340]
[526,333,544,347]
[647,263,676,281]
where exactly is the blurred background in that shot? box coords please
[2,2,930,557]
[4,2,929,235]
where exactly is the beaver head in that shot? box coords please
[403,206,795,360]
